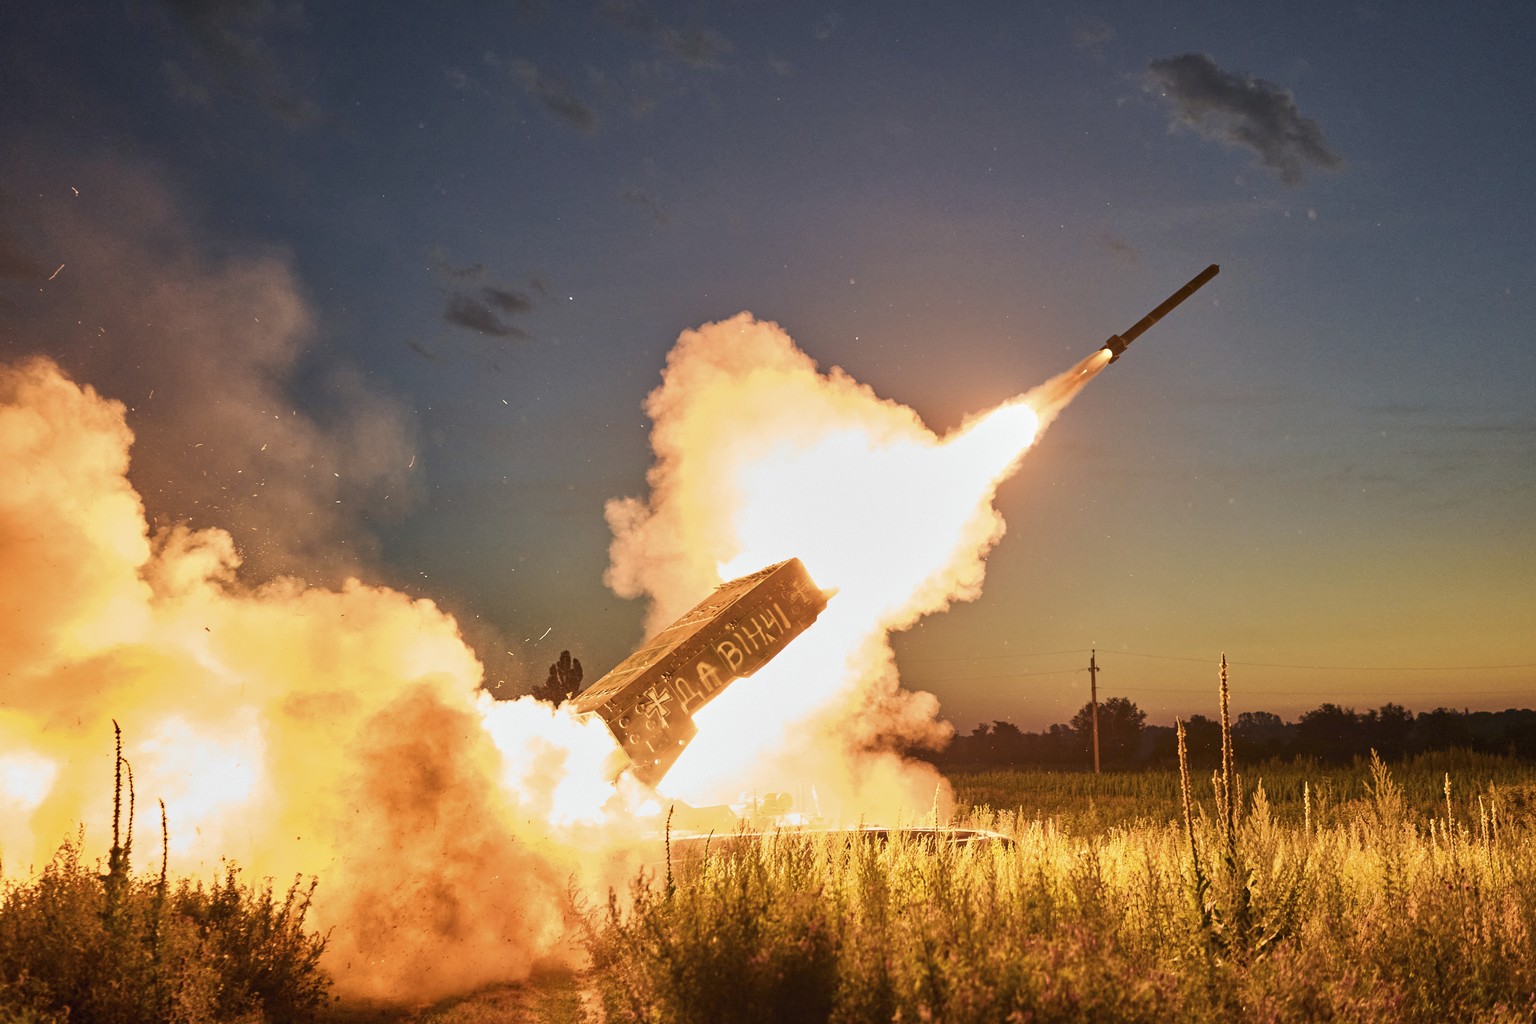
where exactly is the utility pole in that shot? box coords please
[1088,648,1101,774]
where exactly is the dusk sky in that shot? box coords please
[3,0,1532,732]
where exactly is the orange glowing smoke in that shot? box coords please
[0,357,633,1003]
[607,315,1108,818]
[0,312,1104,1004]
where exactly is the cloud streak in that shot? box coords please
[159,0,321,125]
[1073,16,1114,58]
[444,291,531,339]
[1146,53,1341,185]
[430,249,538,341]
[600,0,732,69]
[620,185,670,224]
[508,58,601,132]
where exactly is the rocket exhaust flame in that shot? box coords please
[1,272,1202,1001]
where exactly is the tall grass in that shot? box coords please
[590,679,1536,1023]
[950,749,1536,832]
[0,725,329,1024]
[590,801,1536,1022]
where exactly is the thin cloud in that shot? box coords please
[1073,16,1114,57]
[430,248,486,280]
[161,60,214,107]
[620,186,670,225]
[159,0,321,126]
[814,12,842,42]
[162,0,278,74]
[483,286,533,316]
[445,292,530,340]
[1146,53,1341,186]
[1101,232,1139,263]
[600,0,732,69]
[508,59,601,132]
[468,4,730,132]
[430,250,537,341]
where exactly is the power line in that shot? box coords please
[905,664,1532,699]
[898,647,1091,665]
[1110,683,1536,698]
[900,645,1536,674]
[907,672,1533,699]
[1107,649,1536,672]
[905,668,1087,685]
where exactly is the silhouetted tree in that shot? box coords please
[1365,703,1413,760]
[1297,703,1364,763]
[1505,710,1536,758]
[1414,707,1473,753]
[533,650,584,705]
[986,721,1027,762]
[1181,713,1223,767]
[1039,723,1079,764]
[1070,696,1146,768]
[1233,710,1290,760]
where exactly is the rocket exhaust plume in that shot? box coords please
[0,265,1213,1004]
[604,268,1216,805]
[603,311,1145,817]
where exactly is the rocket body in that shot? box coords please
[1099,263,1220,363]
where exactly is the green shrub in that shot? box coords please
[0,836,329,1024]
[0,725,329,1024]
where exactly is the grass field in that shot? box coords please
[950,748,1536,831]
[7,750,1535,1022]
[590,751,1536,1024]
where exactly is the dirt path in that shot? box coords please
[320,970,598,1024]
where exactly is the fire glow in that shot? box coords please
[0,314,1105,1002]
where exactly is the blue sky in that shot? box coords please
[3,0,1532,729]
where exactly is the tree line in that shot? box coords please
[532,651,1535,769]
[932,699,1536,769]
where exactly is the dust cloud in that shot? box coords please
[0,157,415,583]
[0,356,632,1003]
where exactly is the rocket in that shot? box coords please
[1099,263,1220,364]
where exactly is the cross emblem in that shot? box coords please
[638,686,672,727]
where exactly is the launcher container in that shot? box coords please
[572,558,830,787]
